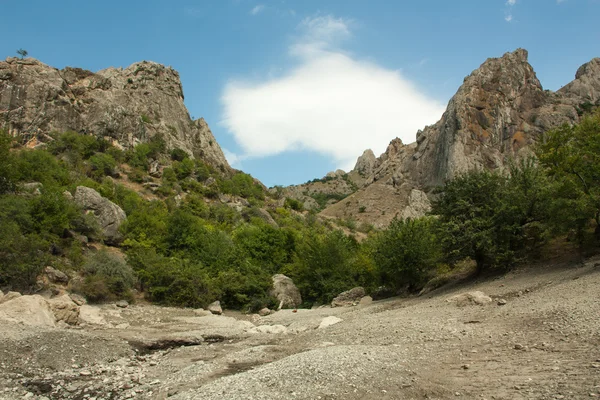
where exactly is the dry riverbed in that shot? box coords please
[1,256,600,400]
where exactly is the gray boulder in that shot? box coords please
[270,274,302,309]
[208,301,223,315]
[44,266,69,284]
[74,186,126,245]
[331,287,366,307]
[115,300,129,308]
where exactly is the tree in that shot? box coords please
[433,170,520,272]
[536,112,600,239]
[372,217,441,290]
[16,49,28,59]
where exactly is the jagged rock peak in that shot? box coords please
[560,58,600,102]
[353,149,378,176]
[0,57,229,168]
[462,48,543,94]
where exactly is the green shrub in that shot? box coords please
[48,131,101,161]
[88,152,117,180]
[127,168,146,183]
[81,250,135,302]
[284,197,304,211]
[170,148,189,162]
[173,158,195,180]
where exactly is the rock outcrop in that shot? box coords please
[0,57,229,168]
[331,287,366,307]
[73,186,126,245]
[315,50,600,228]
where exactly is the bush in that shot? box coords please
[127,245,214,307]
[48,131,102,161]
[81,250,135,302]
[284,197,303,211]
[88,152,117,180]
[170,148,189,162]
[219,172,265,200]
[173,158,195,180]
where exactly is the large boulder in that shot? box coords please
[208,301,223,315]
[0,295,56,327]
[48,294,80,325]
[270,274,302,309]
[74,186,126,245]
[331,287,366,307]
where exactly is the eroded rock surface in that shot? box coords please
[310,50,600,228]
[0,57,229,168]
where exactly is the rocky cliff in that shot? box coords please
[294,49,600,228]
[0,57,229,168]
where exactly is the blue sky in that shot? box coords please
[1,0,599,187]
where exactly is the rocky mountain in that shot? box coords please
[0,57,229,168]
[283,49,600,228]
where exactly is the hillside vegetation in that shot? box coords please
[1,111,599,309]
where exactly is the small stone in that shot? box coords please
[258,308,272,317]
[80,370,92,376]
[461,364,470,370]
[116,300,129,308]
[497,299,507,306]
[514,344,524,350]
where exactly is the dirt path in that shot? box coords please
[1,257,599,399]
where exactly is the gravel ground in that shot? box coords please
[1,256,600,400]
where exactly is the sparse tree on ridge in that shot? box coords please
[16,49,28,59]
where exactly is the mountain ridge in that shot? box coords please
[0,57,229,169]
[283,49,600,228]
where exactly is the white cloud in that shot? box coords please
[220,15,445,171]
[505,0,517,22]
[250,4,265,15]
[223,148,242,167]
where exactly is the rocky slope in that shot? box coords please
[287,49,600,228]
[0,57,229,168]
